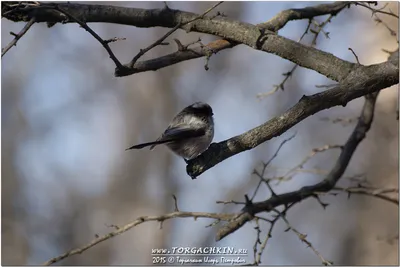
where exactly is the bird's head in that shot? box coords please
[184,102,213,117]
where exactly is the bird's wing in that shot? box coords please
[163,126,206,140]
[149,126,206,150]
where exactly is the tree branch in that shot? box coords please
[43,211,235,265]
[257,13,333,99]
[253,205,293,264]
[1,17,35,58]
[121,1,358,77]
[187,60,398,179]
[250,133,296,200]
[272,144,343,185]
[355,1,399,18]
[52,4,124,69]
[126,1,223,70]
[3,1,360,80]
[116,39,234,76]
[215,91,380,241]
[281,213,333,265]
[331,186,399,205]
[257,2,352,31]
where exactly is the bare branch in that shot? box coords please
[253,204,294,264]
[173,37,201,52]
[3,1,365,80]
[252,218,262,262]
[279,144,342,183]
[104,37,126,44]
[216,200,246,205]
[120,2,360,77]
[43,211,235,265]
[251,133,296,200]
[257,21,311,99]
[187,61,397,179]
[1,17,35,58]
[348,47,361,64]
[53,5,124,69]
[257,14,332,99]
[215,92,380,241]
[115,39,234,76]
[126,1,223,70]
[310,17,332,45]
[373,14,398,42]
[104,223,120,230]
[356,2,399,18]
[172,194,180,212]
[331,186,399,205]
[254,213,279,264]
[281,214,333,265]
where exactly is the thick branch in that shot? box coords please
[187,60,398,179]
[3,1,358,81]
[216,91,380,241]
[117,1,356,76]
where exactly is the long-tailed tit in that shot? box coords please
[126,102,214,160]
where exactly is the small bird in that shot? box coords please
[126,102,214,161]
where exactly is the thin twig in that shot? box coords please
[252,218,262,262]
[251,133,297,200]
[127,1,224,68]
[254,204,294,264]
[348,47,361,64]
[373,13,398,43]
[331,186,399,205]
[1,17,35,58]
[172,194,180,211]
[128,23,182,68]
[254,217,277,264]
[104,223,120,230]
[215,93,380,241]
[256,21,311,99]
[216,200,246,205]
[310,15,333,45]
[104,37,126,44]
[43,211,235,265]
[280,214,333,265]
[54,5,123,69]
[356,2,399,18]
[274,144,343,186]
[257,14,333,100]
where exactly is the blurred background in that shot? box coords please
[2,1,398,265]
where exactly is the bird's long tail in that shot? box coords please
[125,139,171,150]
